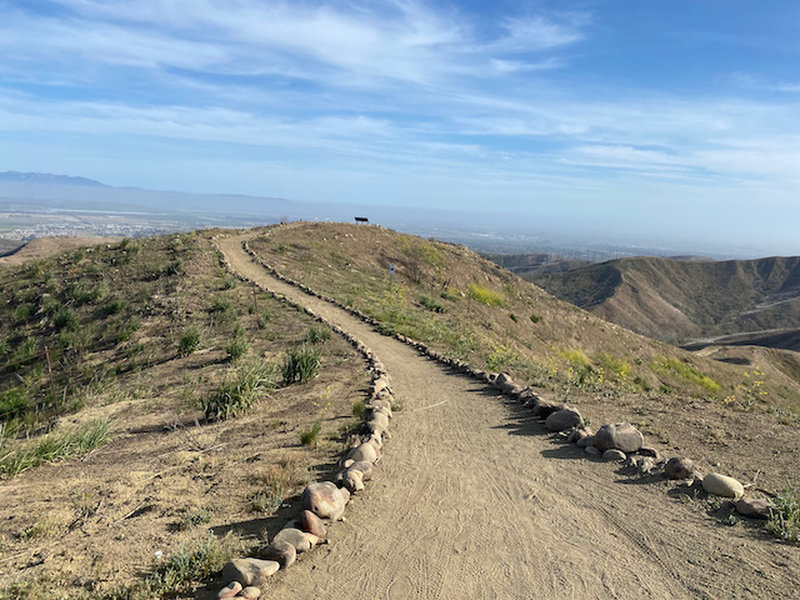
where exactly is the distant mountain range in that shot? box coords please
[0,171,105,187]
[522,255,800,351]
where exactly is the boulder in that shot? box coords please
[222,558,279,587]
[302,482,349,520]
[273,527,312,553]
[594,423,643,453]
[347,441,380,464]
[664,456,695,480]
[367,411,389,430]
[493,372,516,393]
[734,497,774,519]
[702,473,744,499]
[545,408,583,432]
[576,434,595,449]
[348,461,375,480]
[241,587,262,599]
[533,401,566,420]
[602,449,627,462]
[300,510,328,540]
[259,540,296,569]
[342,469,365,493]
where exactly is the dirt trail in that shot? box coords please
[218,235,800,600]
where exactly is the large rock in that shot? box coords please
[702,473,744,499]
[222,558,280,587]
[594,423,644,453]
[493,372,516,393]
[347,441,379,463]
[545,408,583,432]
[576,434,595,448]
[300,510,327,539]
[664,456,695,480]
[302,481,350,520]
[602,449,627,462]
[273,527,312,553]
[259,540,296,569]
[734,497,774,519]
[533,401,566,420]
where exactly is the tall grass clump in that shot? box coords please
[282,344,321,384]
[304,324,331,344]
[224,337,251,362]
[101,534,235,600]
[766,486,800,543]
[0,419,110,478]
[177,326,202,357]
[468,283,505,307]
[299,419,322,446]
[202,360,278,421]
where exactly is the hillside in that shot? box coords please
[528,255,800,348]
[482,252,590,277]
[0,231,370,598]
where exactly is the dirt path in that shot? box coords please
[218,235,800,600]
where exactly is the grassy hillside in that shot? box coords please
[481,252,590,277]
[248,222,800,490]
[530,255,800,346]
[0,231,369,598]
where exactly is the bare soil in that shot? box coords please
[217,234,800,600]
[0,237,123,266]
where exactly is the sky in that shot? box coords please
[1,1,799,254]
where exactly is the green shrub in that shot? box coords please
[0,419,110,478]
[117,318,141,343]
[12,337,38,366]
[766,486,800,543]
[13,303,35,324]
[419,295,447,313]
[102,297,126,316]
[468,283,505,307]
[222,276,238,290]
[178,327,202,357]
[202,361,278,421]
[0,388,29,424]
[440,289,459,302]
[304,324,331,344]
[53,308,78,330]
[208,295,232,314]
[509,313,518,322]
[282,344,321,384]
[299,419,322,446]
[351,400,365,419]
[224,338,250,362]
[529,313,543,323]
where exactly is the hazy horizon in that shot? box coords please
[1,2,799,256]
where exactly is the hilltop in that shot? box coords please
[527,255,800,349]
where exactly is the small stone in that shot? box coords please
[300,510,327,539]
[259,540,296,569]
[493,372,516,393]
[702,473,745,499]
[594,422,644,453]
[602,449,627,461]
[545,408,583,432]
[218,581,242,599]
[241,586,262,599]
[222,558,279,587]
[734,497,775,519]
[584,445,601,456]
[664,456,695,480]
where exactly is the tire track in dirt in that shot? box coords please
[218,235,800,600]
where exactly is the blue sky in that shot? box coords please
[1,1,799,253]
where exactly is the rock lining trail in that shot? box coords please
[218,234,800,600]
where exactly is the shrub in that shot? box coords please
[117,318,141,343]
[352,400,365,419]
[419,295,446,313]
[766,486,800,543]
[178,327,202,357]
[0,419,110,478]
[282,344,321,384]
[304,324,331,344]
[440,289,459,302]
[224,338,250,362]
[54,308,78,330]
[201,361,278,421]
[102,297,125,316]
[222,276,238,290]
[468,283,505,307]
[529,313,543,323]
[13,303,35,324]
[299,419,322,446]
